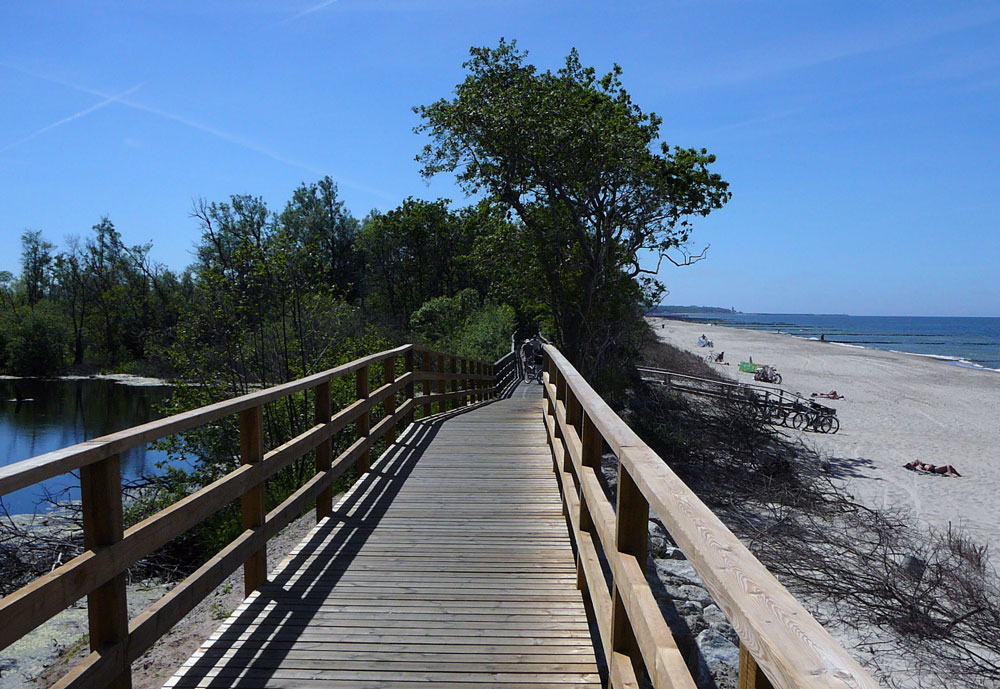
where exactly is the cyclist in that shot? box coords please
[520,337,543,382]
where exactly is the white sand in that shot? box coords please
[650,317,1000,553]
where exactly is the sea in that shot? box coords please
[652,312,1000,373]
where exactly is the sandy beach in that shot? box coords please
[650,317,1000,553]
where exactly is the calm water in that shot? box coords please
[0,378,174,514]
[653,312,1000,372]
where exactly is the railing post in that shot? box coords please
[239,405,266,596]
[576,412,600,592]
[461,359,469,407]
[356,364,371,472]
[384,357,397,444]
[80,454,131,689]
[476,361,484,402]
[563,389,580,478]
[449,356,458,411]
[315,381,332,521]
[471,361,478,403]
[739,643,776,689]
[546,364,566,484]
[404,348,415,426]
[611,462,649,681]
[437,354,446,414]
[421,350,432,418]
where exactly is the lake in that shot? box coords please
[0,378,174,514]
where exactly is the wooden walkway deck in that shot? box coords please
[165,383,601,689]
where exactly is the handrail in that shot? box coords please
[637,365,804,402]
[0,344,497,689]
[541,344,881,689]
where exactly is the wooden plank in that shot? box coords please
[80,454,131,689]
[611,463,648,682]
[239,405,266,596]
[421,350,432,418]
[314,380,332,520]
[356,365,371,473]
[404,347,415,425]
[383,356,397,444]
[164,396,602,689]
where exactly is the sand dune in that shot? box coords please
[650,317,1000,553]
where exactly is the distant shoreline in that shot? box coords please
[0,373,172,386]
[649,313,1000,374]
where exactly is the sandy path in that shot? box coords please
[650,317,1000,552]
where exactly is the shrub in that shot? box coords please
[5,303,68,375]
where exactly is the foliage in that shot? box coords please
[411,288,516,362]
[355,197,481,329]
[415,40,730,381]
[4,302,68,375]
[20,230,54,307]
[278,177,363,301]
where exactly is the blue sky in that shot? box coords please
[1,1,998,316]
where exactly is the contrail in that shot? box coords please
[0,84,143,153]
[0,62,395,200]
[277,0,340,25]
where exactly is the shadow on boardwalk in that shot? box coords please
[171,410,454,688]
[167,389,600,688]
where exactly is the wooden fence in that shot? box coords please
[541,344,881,689]
[0,344,494,689]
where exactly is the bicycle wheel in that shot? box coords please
[790,411,810,430]
[817,415,834,434]
[773,374,782,385]
[826,416,840,434]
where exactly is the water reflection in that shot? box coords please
[0,378,174,514]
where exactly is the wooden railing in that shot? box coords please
[0,344,495,689]
[493,349,522,398]
[540,344,881,689]
[636,365,805,408]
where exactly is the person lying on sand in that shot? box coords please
[811,390,845,399]
[904,461,961,477]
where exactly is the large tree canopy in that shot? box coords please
[415,40,730,376]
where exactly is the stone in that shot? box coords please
[666,584,715,608]
[653,557,700,585]
[694,628,740,689]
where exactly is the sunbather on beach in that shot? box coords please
[904,461,961,477]
[811,390,845,399]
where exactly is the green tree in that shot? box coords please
[415,40,730,378]
[51,241,88,365]
[20,230,54,307]
[278,177,362,300]
[5,302,68,375]
[411,289,515,362]
[79,218,158,365]
[355,198,479,329]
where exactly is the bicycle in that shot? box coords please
[525,361,544,384]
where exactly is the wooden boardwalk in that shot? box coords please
[165,384,601,689]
